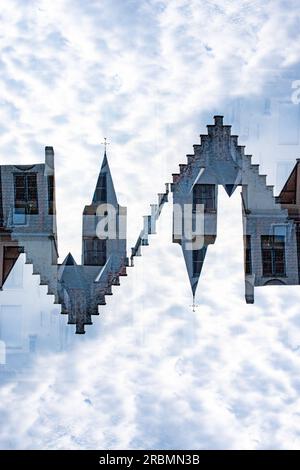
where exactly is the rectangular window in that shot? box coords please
[245,235,252,275]
[193,184,216,212]
[261,235,286,277]
[84,238,106,266]
[192,247,207,276]
[48,175,55,215]
[14,173,38,215]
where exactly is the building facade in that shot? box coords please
[1,116,300,336]
[0,148,127,334]
[171,116,300,303]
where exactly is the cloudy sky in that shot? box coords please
[1,0,300,450]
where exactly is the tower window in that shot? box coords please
[245,235,252,275]
[193,184,216,212]
[48,175,55,215]
[94,174,107,202]
[83,238,107,266]
[14,173,38,215]
[192,247,207,276]
[261,235,285,277]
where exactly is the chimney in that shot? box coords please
[45,146,54,175]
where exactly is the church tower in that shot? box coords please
[82,144,126,270]
[57,143,128,333]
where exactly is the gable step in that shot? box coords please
[187,154,195,165]
[250,164,260,172]
[259,174,267,183]
[199,135,209,144]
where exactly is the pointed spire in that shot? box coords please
[225,184,236,197]
[181,245,207,298]
[92,141,117,206]
[63,252,76,266]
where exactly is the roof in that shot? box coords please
[278,160,299,205]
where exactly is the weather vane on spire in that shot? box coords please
[190,295,199,312]
[101,137,110,154]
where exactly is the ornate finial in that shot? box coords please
[101,137,110,154]
[190,295,199,312]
